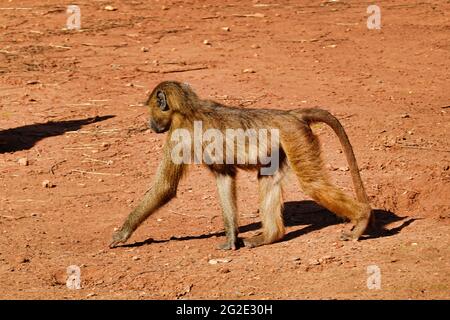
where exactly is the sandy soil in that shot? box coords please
[0,0,449,299]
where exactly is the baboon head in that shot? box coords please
[145,81,197,133]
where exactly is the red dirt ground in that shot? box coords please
[0,0,449,299]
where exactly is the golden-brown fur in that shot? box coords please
[110,81,372,249]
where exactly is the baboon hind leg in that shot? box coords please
[244,170,285,248]
[283,129,371,240]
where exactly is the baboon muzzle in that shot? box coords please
[149,119,168,133]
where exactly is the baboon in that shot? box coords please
[109,81,372,249]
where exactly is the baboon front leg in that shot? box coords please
[244,170,285,248]
[110,158,184,248]
[215,173,240,250]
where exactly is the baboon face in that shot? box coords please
[147,90,172,133]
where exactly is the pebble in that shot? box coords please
[18,158,29,166]
[308,259,320,266]
[208,258,231,265]
[141,47,149,52]
[203,39,211,45]
[42,180,54,188]
[242,68,255,73]
[132,256,140,261]
[104,5,117,11]
[17,257,31,264]
[222,27,230,32]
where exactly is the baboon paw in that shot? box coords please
[217,242,236,250]
[217,238,242,250]
[340,231,358,242]
[109,229,131,248]
[243,235,265,248]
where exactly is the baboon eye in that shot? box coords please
[156,91,168,111]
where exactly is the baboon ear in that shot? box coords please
[156,91,168,111]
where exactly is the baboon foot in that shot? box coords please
[243,234,267,248]
[340,230,357,241]
[217,237,242,250]
[340,218,369,241]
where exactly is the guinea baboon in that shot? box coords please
[110,81,372,249]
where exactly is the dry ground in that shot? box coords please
[0,0,449,299]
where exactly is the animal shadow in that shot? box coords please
[0,115,115,153]
[282,200,416,242]
[120,200,414,248]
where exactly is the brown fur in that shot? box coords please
[110,81,372,249]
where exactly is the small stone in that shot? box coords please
[203,39,211,45]
[18,158,29,166]
[251,13,265,18]
[251,44,260,49]
[221,27,230,31]
[132,256,140,261]
[308,259,320,266]
[220,268,230,273]
[161,5,169,10]
[87,293,97,298]
[104,5,117,11]
[318,255,335,264]
[208,258,231,265]
[411,242,418,246]
[242,68,255,74]
[339,166,349,172]
[42,180,54,188]
[401,113,410,118]
[17,257,31,264]
[141,47,149,52]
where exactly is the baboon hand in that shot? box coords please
[109,228,132,248]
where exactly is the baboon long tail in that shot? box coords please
[291,108,370,205]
